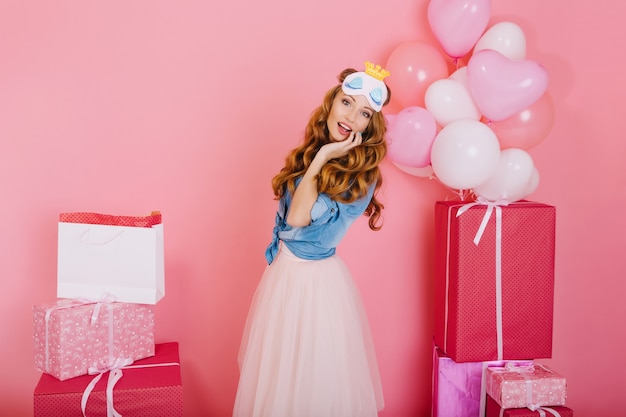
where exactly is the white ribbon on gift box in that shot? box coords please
[444,198,509,360]
[81,359,180,417]
[538,408,562,417]
[43,295,117,375]
[499,406,562,417]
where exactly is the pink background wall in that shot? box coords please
[1,1,623,415]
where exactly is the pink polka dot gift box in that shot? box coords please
[433,200,556,363]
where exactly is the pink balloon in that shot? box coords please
[467,49,548,122]
[384,113,397,128]
[490,92,555,150]
[427,0,492,58]
[385,41,449,108]
[386,106,438,168]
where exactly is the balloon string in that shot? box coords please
[452,58,459,70]
[429,173,474,201]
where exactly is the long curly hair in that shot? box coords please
[271,68,391,230]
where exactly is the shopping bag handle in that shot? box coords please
[80,229,124,245]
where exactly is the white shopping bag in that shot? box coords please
[57,211,164,304]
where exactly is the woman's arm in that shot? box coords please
[286,132,363,227]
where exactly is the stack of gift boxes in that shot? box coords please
[431,200,574,417]
[32,212,183,417]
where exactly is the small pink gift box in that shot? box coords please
[486,363,566,410]
[33,299,155,380]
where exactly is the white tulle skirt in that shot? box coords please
[233,244,384,417]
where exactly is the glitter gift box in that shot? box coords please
[33,299,155,380]
[433,200,556,363]
[432,344,485,417]
[34,342,182,417]
[486,363,567,410]
[485,394,573,416]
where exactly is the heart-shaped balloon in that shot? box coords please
[467,49,548,122]
[427,0,492,58]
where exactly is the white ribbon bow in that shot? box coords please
[455,196,510,245]
[81,358,180,417]
[82,357,134,417]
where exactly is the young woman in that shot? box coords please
[233,62,391,417]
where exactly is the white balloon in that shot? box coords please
[474,21,527,61]
[425,78,481,126]
[431,120,501,190]
[524,167,540,197]
[474,148,535,202]
[449,66,468,84]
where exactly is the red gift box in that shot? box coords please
[433,200,556,362]
[34,342,183,417]
[486,394,573,416]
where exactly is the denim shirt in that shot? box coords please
[265,180,376,264]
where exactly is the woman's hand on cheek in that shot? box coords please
[318,132,363,162]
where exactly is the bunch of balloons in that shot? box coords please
[384,0,553,203]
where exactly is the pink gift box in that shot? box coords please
[433,200,556,362]
[486,395,574,416]
[486,363,567,410]
[33,299,155,380]
[34,342,182,417]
